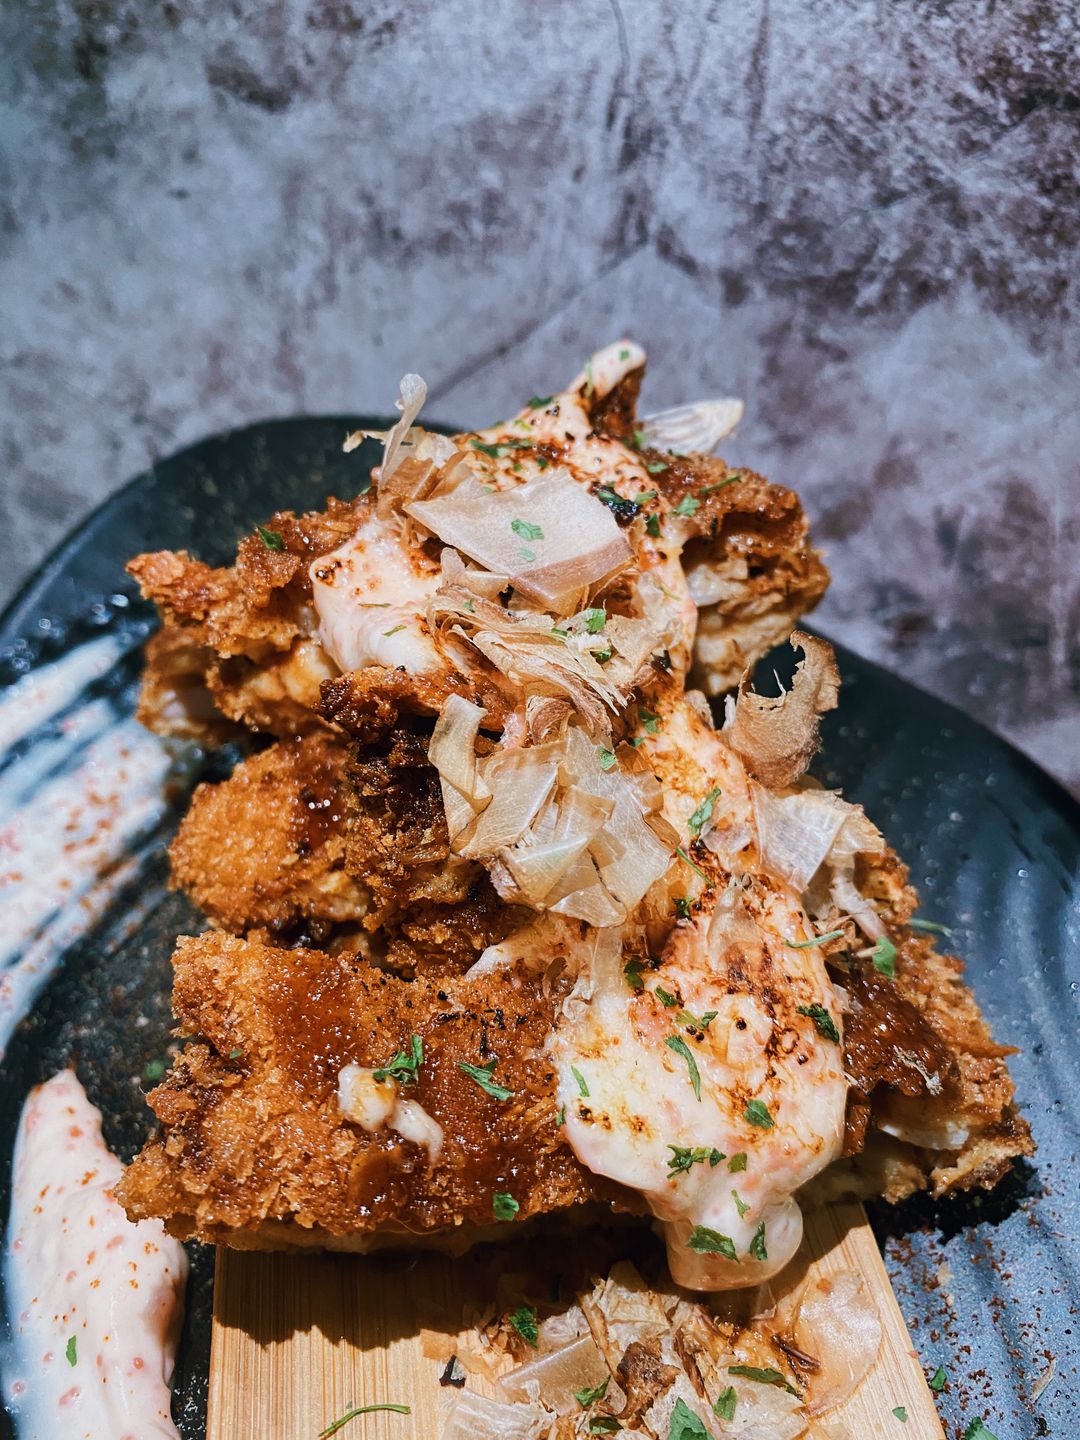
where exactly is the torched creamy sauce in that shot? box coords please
[4,1072,187,1439]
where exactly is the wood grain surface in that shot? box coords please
[207,1202,944,1439]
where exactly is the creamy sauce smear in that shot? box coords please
[4,1071,187,1439]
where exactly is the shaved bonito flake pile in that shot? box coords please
[428,1256,880,1439]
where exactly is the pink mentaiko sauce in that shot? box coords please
[4,1070,187,1439]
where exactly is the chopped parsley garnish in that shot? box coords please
[687,787,721,838]
[893,1407,908,1423]
[518,547,536,562]
[677,1008,717,1032]
[673,897,693,920]
[571,1065,590,1097]
[646,461,668,474]
[555,1104,566,1128]
[784,929,845,949]
[637,488,658,502]
[666,1034,702,1101]
[457,1058,514,1101]
[631,428,647,450]
[588,1420,622,1435]
[674,495,701,518]
[795,1004,840,1043]
[551,626,569,639]
[575,1377,610,1407]
[618,347,630,361]
[699,474,741,495]
[728,1151,747,1172]
[492,1190,519,1221]
[439,1355,467,1387]
[929,1365,947,1392]
[743,1099,774,1129]
[594,486,640,521]
[639,708,660,733]
[749,1219,768,1261]
[144,1058,166,1083]
[675,846,710,884]
[871,936,897,978]
[908,917,953,936]
[731,1188,749,1218]
[667,1146,724,1177]
[65,1335,77,1366]
[256,524,285,551]
[962,1422,1000,1440]
[687,1226,737,1260]
[713,1386,737,1421]
[509,1304,539,1347]
[228,1047,243,1059]
[598,746,617,771]
[727,1365,797,1395]
[511,517,544,541]
[645,513,662,538]
[373,1032,422,1086]
[318,1403,412,1437]
[471,438,532,457]
[624,957,645,992]
[382,624,406,637]
[668,1398,708,1438]
[583,606,607,633]
[591,644,613,663]
[528,394,554,409]
[584,360,595,394]
[654,986,678,1008]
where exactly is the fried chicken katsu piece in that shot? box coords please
[128,347,827,743]
[169,734,367,941]
[117,931,637,1248]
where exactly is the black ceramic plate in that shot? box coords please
[0,418,1076,1439]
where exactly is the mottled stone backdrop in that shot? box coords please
[1,0,1078,790]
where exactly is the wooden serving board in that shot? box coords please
[206,1202,944,1439]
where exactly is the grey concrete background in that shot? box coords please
[1,0,1078,792]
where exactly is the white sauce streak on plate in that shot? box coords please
[4,1071,187,1439]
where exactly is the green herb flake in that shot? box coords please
[595,485,641,521]
[667,1146,724,1177]
[492,1190,519,1222]
[518,547,536,562]
[382,624,406,638]
[646,461,668,474]
[699,474,741,496]
[571,1065,590,1097]
[256,524,285,551]
[536,456,550,470]
[674,495,701,518]
[624,957,645,993]
[929,1365,947,1392]
[748,1219,767,1261]
[666,1034,702,1101]
[645,513,662,538]
[373,1033,423,1086]
[675,846,711,885]
[872,936,898,977]
[784,929,845,949]
[591,644,613,663]
[598,746,617,772]
[551,626,569,639]
[654,986,678,1008]
[908,917,953,936]
[668,1398,709,1439]
[731,1188,749,1218]
[795,1003,840,1043]
[588,1420,622,1435]
[583,607,607,633]
[743,1099,774,1129]
[631,428,647,450]
[687,787,721,839]
[673,897,693,920]
[713,1386,737,1421]
[677,1008,717,1033]
[962,1422,1000,1440]
[318,1403,412,1437]
[727,1365,797,1395]
[637,489,659,502]
[509,1304,539,1347]
[228,1048,243,1060]
[575,1377,610,1408]
[356,475,372,497]
[893,1406,908,1423]
[511,517,544,541]
[555,1104,566,1128]
[143,1058,167,1083]
[687,1226,737,1260]
[728,1151,747,1172]
[457,1058,514,1101]
[639,708,660,734]
[65,1335,77,1367]
[528,394,554,409]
